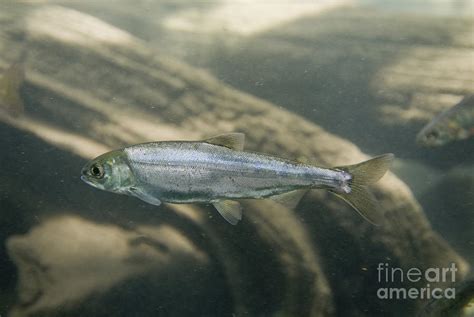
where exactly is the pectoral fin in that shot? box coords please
[129,188,162,206]
[213,200,242,225]
[205,133,245,151]
[269,189,307,209]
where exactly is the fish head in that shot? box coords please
[81,150,134,193]
[416,123,453,147]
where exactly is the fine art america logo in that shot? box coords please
[376,262,458,300]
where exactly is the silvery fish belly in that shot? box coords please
[81,133,394,225]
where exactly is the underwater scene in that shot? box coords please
[0,1,473,316]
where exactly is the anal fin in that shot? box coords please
[213,200,242,225]
[269,189,307,209]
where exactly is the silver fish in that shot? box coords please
[417,95,474,147]
[81,133,393,225]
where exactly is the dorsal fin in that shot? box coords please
[296,156,310,164]
[205,133,245,151]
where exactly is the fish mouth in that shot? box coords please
[80,175,92,185]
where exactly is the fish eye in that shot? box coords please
[426,131,439,139]
[90,164,105,179]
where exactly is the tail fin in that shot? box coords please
[331,154,394,225]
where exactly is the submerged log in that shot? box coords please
[7,215,209,316]
[0,4,469,317]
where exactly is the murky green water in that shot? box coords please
[0,1,472,316]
